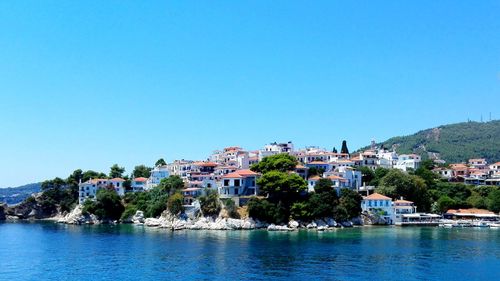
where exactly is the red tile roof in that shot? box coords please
[134,177,148,182]
[222,169,259,179]
[364,193,391,200]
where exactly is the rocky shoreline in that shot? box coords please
[51,205,362,231]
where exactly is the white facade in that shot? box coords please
[78,178,125,204]
[146,166,170,190]
[361,193,394,224]
[394,154,421,171]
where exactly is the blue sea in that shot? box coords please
[1,222,499,280]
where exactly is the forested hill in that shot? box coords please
[363,120,500,163]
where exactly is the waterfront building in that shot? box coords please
[361,193,394,224]
[78,178,125,204]
[218,169,260,206]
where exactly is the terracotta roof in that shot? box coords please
[109,178,125,182]
[222,169,259,179]
[308,176,321,181]
[308,161,328,165]
[295,164,307,169]
[134,177,148,182]
[394,199,414,204]
[193,161,219,167]
[183,187,202,192]
[364,193,391,200]
[327,175,347,182]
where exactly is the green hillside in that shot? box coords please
[365,120,500,163]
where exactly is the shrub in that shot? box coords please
[199,189,221,217]
[121,205,138,221]
[223,198,239,219]
[167,193,184,215]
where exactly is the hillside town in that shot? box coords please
[76,141,500,227]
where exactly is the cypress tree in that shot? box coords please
[340,140,349,154]
[332,147,338,153]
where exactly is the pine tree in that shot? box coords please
[341,140,349,154]
[332,147,338,153]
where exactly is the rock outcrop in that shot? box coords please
[0,204,6,220]
[57,205,99,225]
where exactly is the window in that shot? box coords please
[234,179,240,187]
[234,188,239,195]
[224,179,229,186]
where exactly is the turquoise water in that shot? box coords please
[1,222,499,280]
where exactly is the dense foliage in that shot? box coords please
[250,153,298,173]
[82,189,124,221]
[198,189,221,217]
[132,165,153,178]
[167,193,184,215]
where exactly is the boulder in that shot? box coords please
[267,224,277,231]
[226,218,243,230]
[132,211,145,224]
[306,222,317,229]
[288,220,299,229]
[144,218,162,227]
[317,226,327,231]
[242,218,256,230]
[325,218,337,227]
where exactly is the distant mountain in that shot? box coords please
[362,120,500,163]
[0,183,41,206]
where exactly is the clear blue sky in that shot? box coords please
[1,1,499,187]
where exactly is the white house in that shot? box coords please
[78,178,125,204]
[218,169,259,202]
[146,165,170,190]
[131,177,148,192]
[393,199,417,223]
[394,154,421,171]
[361,193,394,224]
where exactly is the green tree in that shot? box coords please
[307,167,325,178]
[93,189,125,221]
[144,186,168,218]
[250,153,297,173]
[377,169,431,212]
[223,198,239,219]
[338,188,362,219]
[313,178,334,194]
[167,193,184,215]
[332,147,338,153]
[340,140,349,154]
[41,177,66,190]
[290,201,311,221]
[155,158,167,167]
[158,176,185,195]
[132,165,152,178]
[82,170,107,182]
[436,195,456,213]
[199,189,221,217]
[109,164,125,178]
[358,167,375,185]
[487,189,500,213]
[257,171,307,202]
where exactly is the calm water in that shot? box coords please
[1,222,499,280]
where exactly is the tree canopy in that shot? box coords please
[132,165,152,178]
[155,158,167,167]
[109,164,125,178]
[250,153,297,173]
